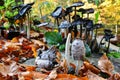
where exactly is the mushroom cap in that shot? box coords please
[86,8,94,14]
[51,6,63,18]
[94,23,103,29]
[104,29,115,41]
[65,6,73,15]
[77,8,86,14]
[59,20,71,28]
[71,18,83,26]
[83,19,94,31]
[71,1,84,7]
[36,22,48,27]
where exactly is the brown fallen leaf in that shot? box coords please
[45,69,57,80]
[0,61,19,76]
[86,70,107,80]
[56,74,88,80]
[11,37,19,43]
[79,61,100,76]
[108,73,120,80]
[98,53,114,76]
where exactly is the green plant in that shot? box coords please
[107,51,120,58]
[45,31,65,51]
[0,0,23,23]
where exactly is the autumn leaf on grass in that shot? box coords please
[86,70,107,80]
[0,61,19,76]
[98,53,114,76]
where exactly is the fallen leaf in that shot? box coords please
[11,37,19,43]
[108,73,120,80]
[32,46,37,58]
[56,74,88,80]
[83,61,100,74]
[98,53,114,76]
[0,61,19,76]
[79,61,100,76]
[86,70,107,80]
[45,69,57,80]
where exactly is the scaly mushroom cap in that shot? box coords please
[71,39,85,60]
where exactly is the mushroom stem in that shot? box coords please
[75,60,80,75]
[27,12,30,39]
[65,33,71,67]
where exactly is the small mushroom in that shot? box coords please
[71,15,83,38]
[35,46,60,70]
[59,20,71,38]
[65,6,73,22]
[51,6,63,32]
[71,1,84,21]
[85,8,94,18]
[51,6,63,19]
[77,8,86,17]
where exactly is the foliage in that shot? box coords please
[98,0,120,25]
[45,31,65,51]
[45,31,62,45]
[108,51,120,58]
[0,0,23,23]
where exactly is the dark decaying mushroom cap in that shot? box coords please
[83,19,93,31]
[86,8,94,14]
[94,23,103,29]
[51,6,63,18]
[104,29,115,41]
[71,1,84,7]
[71,18,83,26]
[77,8,86,14]
[65,6,73,16]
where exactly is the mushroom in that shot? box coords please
[51,6,63,32]
[71,38,86,75]
[35,46,60,70]
[59,20,71,38]
[65,6,73,22]
[71,15,84,38]
[85,8,94,18]
[71,1,84,21]
[83,19,94,41]
[77,8,86,17]
[89,23,103,53]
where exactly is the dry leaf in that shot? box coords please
[98,53,114,76]
[45,69,57,80]
[83,61,100,74]
[11,37,19,43]
[108,73,120,80]
[86,70,107,80]
[0,61,19,76]
[56,74,88,80]
[20,71,47,80]
[32,46,37,58]
[79,61,100,76]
